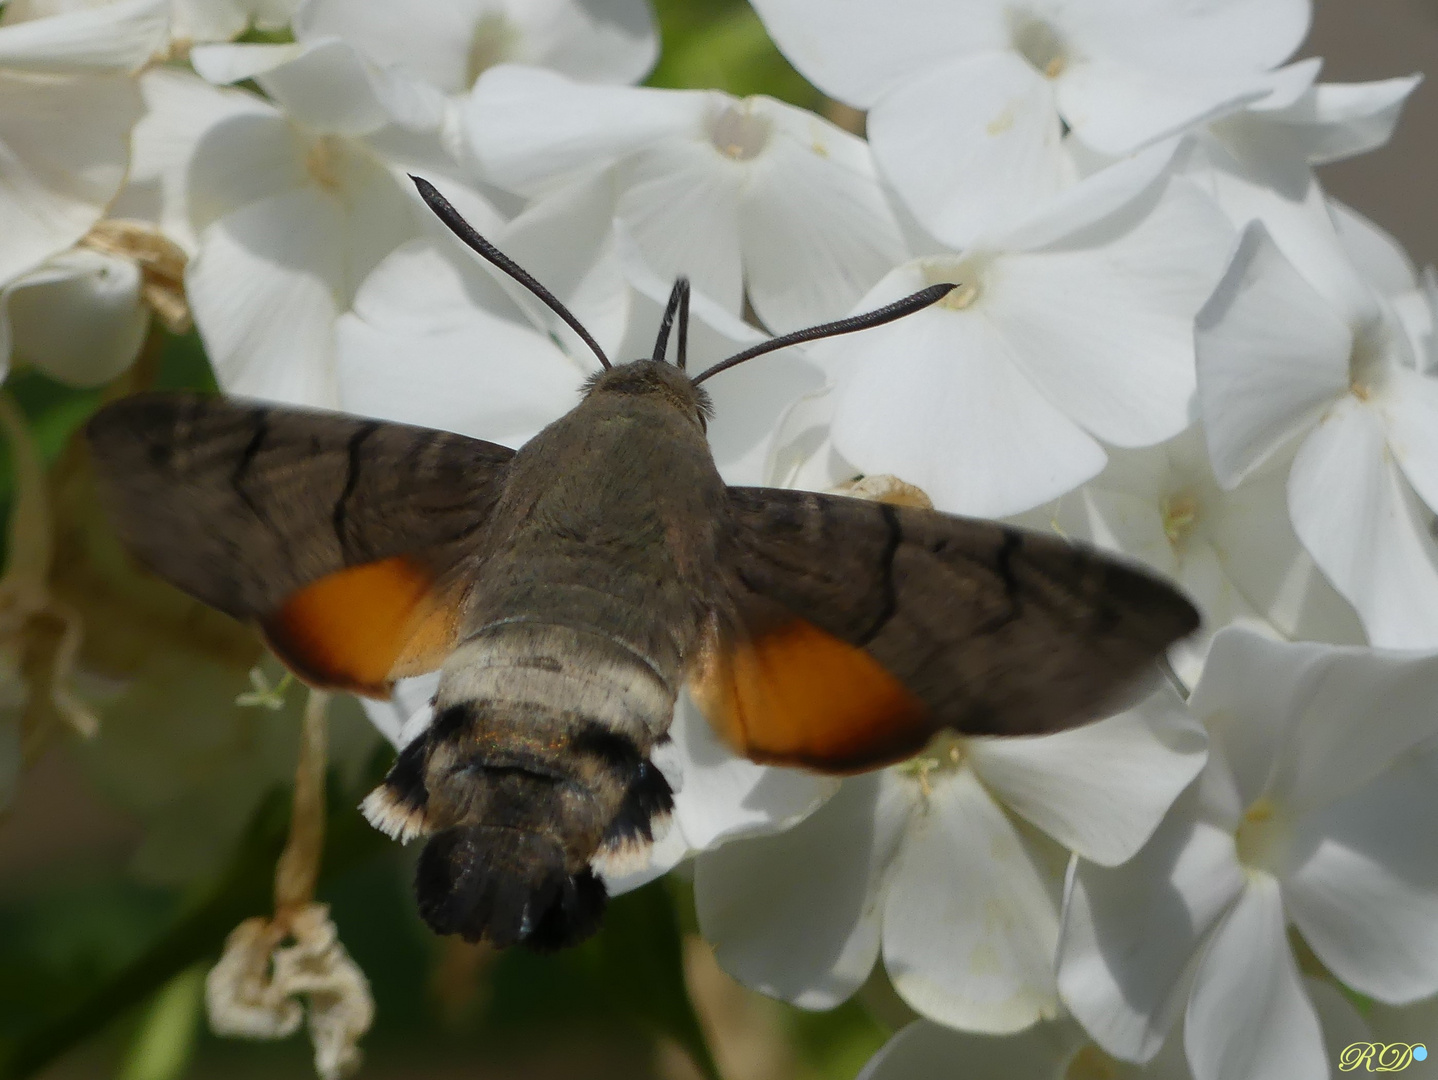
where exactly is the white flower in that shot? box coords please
[1,246,149,386]
[333,232,588,451]
[821,174,1234,518]
[0,0,168,285]
[696,690,1206,1034]
[183,36,469,405]
[857,980,1368,1080]
[1058,627,1438,1080]
[749,0,1308,247]
[1030,426,1363,685]
[1181,58,1421,315]
[1195,212,1438,648]
[465,63,907,333]
[294,0,658,95]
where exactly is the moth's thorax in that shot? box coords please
[466,360,730,680]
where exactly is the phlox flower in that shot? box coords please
[1029,427,1363,686]
[855,979,1367,1080]
[295,0,658,95]
[1059,627,1438,1080]
[818,173,1234,518]
[1195,204,1438,648]
[465,63,907,333]
[0,0,169,285]
[749,0,1308,247]
[695,690,1206,1034]
[180,35,462,405]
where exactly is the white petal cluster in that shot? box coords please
[13,0,1438,1077]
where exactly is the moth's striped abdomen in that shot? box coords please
[361,622,680,949]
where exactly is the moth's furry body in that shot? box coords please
[365,362,725,947]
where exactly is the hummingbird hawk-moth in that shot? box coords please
[86,176,1198,952]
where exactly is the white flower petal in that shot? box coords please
[614,138,745,316]
[184,100,304,236]
[995,136,1180,254]
[1191,125,1375,324]
[1330,199,1418,299]
[1184,875,1325,1080]
[868,52,1066,250]
[0,0,166,73]
[1382,366,1438,517]
[465,64,700,196]
[883,767,1063,1033]
[740,98,905,332]
[0,72,143,282]
[1287,395,1438,649]
[188,190,346,406]
[497,169,629,363]
[1056,0,1309,80]
[1283,654,1438,816]
[1057,62,1270,157]
[495,0,656,86]
[668,693,839,855]
[995,178,1233,448]
[831,267,1107,517]
[190,40,309,83]
[2,247,146,386]
[746,0,1006,109]
[695,772,902,1010]
[1277,75,1424,165]
[335,240,585,448]
[1286,749,1438,1004]
[1058,797,1245,1063]
[110,67,271,254]
[1196,222,1351,488]
[970,688,1207,867]
[856,1019,1083,1080]
[195,38,445,136]
[298,0,656,94]
[763,384,862,492]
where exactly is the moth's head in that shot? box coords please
[582,360,713,429]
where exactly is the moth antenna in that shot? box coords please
[691,282,957,386]
[410,175,612,371]
[651,278,691,366]
[676,280,690,372]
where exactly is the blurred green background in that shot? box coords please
[2,1,1436,1078]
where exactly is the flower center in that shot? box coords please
[922,258,985,310]
[304,135,347,194]
[1348,318,1392,402]
[1161,492,1199,548]
[1234,797,1289,873]
[1065,1044,1124,1080]
[1009,11,1067,78]
[898,731,968,798]
[709,102,772,161]
[467,11,520,85]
